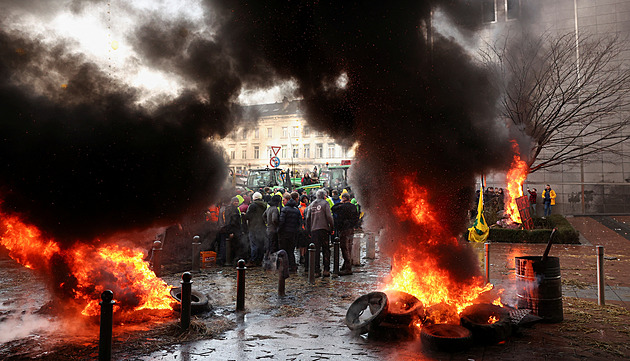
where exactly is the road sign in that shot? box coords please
[271,146,281,156]
[270,156,280,168]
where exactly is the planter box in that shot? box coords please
[487,215,579,244]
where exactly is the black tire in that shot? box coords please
[345,291,389,334]
[382,290,425,326]
[169,287,209,314]
[459,303,512,345]
[420,324,472,352]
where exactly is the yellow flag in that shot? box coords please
[468,185,489,243]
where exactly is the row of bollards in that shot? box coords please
[483,242,608,306]
[101,232,379,360]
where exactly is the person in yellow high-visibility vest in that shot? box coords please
[541,184,556,218]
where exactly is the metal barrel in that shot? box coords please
[515,256,563,323]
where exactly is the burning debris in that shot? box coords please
[0,214,174,317]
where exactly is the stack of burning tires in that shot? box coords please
[346,291,525,352]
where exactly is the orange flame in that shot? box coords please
[385,177,498,324]
[487,315,499,324]
[0,212,173,317]
[505,141,529,223]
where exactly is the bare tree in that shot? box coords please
[481,31,630,172]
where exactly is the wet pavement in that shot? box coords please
[1,216,630,360]
[136,216,630,360]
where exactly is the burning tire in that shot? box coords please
[459,303,512,345]
[169,287,209,314]
[382,290,425,326]
[420,324,472,352]
[345,291,389,334]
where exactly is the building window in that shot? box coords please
[316,130,324,137]
[230,150,235,160]
[230,132,237,141]
[341,146,348,158]
[328,144,335,158]
[293,146,299,159]
[281,145,287,158]
[316,143,323,158]
[482,0,496,23]
[267,127,273,138]
[293,126,299,137]
[267,146,272,158]
[282,127,288,138]
[303,126,311,137]
[242,129,248,140]
[241,149,247,159]
[254,128,259,139]
[303,144,310,158]
[506,0,520,20]
[254,146,260,159]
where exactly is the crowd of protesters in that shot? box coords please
[203,186,360,277]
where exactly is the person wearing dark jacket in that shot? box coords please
[223,196,244,266]
[245,192,267,267]
[527,187,537,216]
[263,194,282,256]
[307,189,334,277]
[331,192,359,275]
[278,193,302,271]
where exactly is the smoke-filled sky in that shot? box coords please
[0,0,518,253]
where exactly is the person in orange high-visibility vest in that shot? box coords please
[206,204,220,223]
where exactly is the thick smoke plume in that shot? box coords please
[0,29,232,243]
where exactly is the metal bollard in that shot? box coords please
[366,232,376,259]
[278,256,286,297]
[152,240,162,277]
[192,235,201,273]
[181,272,192,330]
[236,259,246,311]
[308,243,316,284]
[485,242,490,283]
[597,246,605,306]
[224,236,233,267]
[99,290,115,361]
[332,237,340,276]
[352,234,362,266]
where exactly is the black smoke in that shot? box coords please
[0,27,230,243]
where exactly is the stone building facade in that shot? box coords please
[219,99,354,176]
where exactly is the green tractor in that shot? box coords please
[319,165,351,193]
[246,168,292,192]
